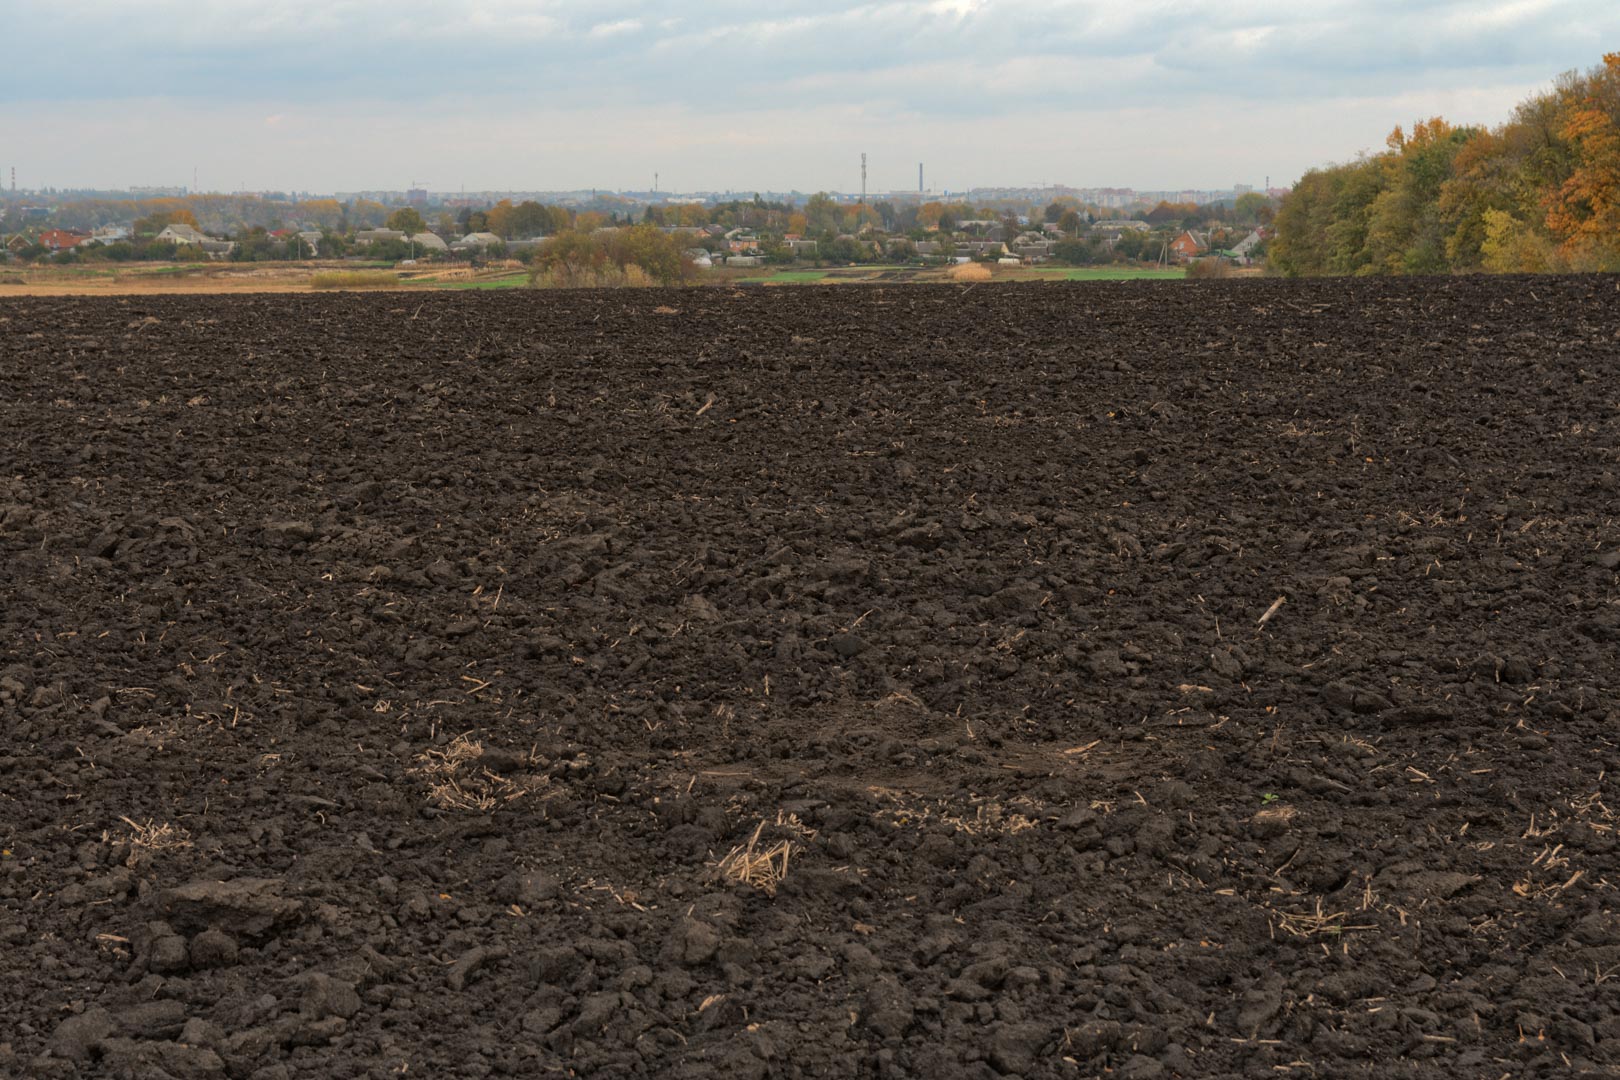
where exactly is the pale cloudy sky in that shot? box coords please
[2,0,1614,194]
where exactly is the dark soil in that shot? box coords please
[3,278,1620,1079]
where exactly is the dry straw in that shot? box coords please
[410,733,544,813]
[310,270,401,289]
[115,816,193,853]
[715,820,796,896]
[946,262,994,283]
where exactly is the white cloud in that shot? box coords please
[588,18,643,37]
[2,0,1617,190]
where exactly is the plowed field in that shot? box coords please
[3,279,1619,1078]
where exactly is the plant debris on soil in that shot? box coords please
[2,278,1620,1079]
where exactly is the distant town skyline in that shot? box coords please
[1,180,1283,208]
[3,1,1617,193]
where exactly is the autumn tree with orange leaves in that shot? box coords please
[1274,52,1620,275]
[1545,53,1620,268]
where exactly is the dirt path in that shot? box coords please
[2,280,1618,1078]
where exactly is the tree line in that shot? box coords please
[1273,52,1620,276]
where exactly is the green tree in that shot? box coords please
[1362,119,1478,274]
[1052,238,1096,265]
[349,199,390,228]
[822,236,863,263]
[133,207,199,236]
[1479,209,1554,271]
[509,201,553,238]
[608,224,688,285]
[386,207,426,234]
[1233,192,1270,224]
[298,199,345,230]
[1115,229,1149,261]
[533,230,606,285]
[805,192,840,234]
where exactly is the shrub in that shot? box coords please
[1185,258,1234,280]
[530,226,694,288]
[1052,238,1096,266]
[530,230,608,287]
[531,263,660,289]
[606,225,688,285]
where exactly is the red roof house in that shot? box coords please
[1169,231,1207,262]
[39,229,90,252]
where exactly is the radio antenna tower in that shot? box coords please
[860,153,867,204]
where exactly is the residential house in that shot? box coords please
[88,225,131,245]
[1231,229,1267,263]
[40,229,91,252]
[155,224,208,246]
[267,229,306,254]
[1169,231,1208,262]
[958,239,1008,259]
[451,232,503,253]
[1092,220,1150,234]
[682,247,713,269]
[724,228,761,253]
[297,230,324,253]
[1011,232,1056,261]
[916,239,1007,260]
[784,238,818,257]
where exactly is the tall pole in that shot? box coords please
[860,153,867,205]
